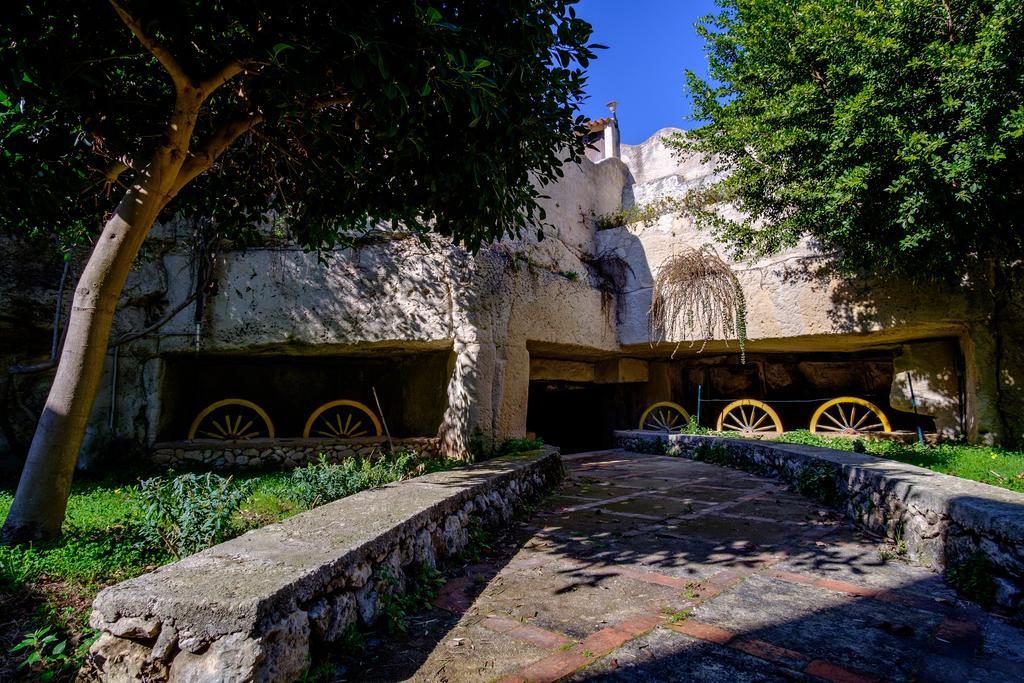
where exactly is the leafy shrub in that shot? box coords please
[497,437,545,456]
[592,196,685,230]
[946,554,998,608]
[377,563,446,634]
[679,417,712,435]
[463,518,493,562]
[0,545,31,592]
[289,453,416,509]
[690,442,733,467]
[138,473,253,559]
[795,463,839,505]
[13,626,70,681]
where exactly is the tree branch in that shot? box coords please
[108,0,192,91]
[112,290,199,347]
[104,159,130,183]
[199,59,260,97]
[312,95,354,112]
[166,114,264,199]
[940,0,957,43]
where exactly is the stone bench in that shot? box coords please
[614,431,1024,612]
[85,450,563,681]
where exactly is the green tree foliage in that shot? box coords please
[0,0,598,543]
[1,1,597,251]
[673,0,1024,281]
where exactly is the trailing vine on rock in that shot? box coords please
[649,245,747,361]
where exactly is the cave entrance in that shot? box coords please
[527,381,607,452]
[526,380,648,453]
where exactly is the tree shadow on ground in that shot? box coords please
[335,450,1024,682]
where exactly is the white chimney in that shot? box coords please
[603,101,620,160]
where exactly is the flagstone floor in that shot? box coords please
[347,450,1024,682]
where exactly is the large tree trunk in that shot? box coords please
[1,181,166,542]
[1,77,245,542]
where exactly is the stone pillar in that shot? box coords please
[437,341,495,459]
[996,268,1024,447]
[492,345,530,442]
[960,325,1004,444]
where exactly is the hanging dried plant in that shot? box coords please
[649,245,747,362]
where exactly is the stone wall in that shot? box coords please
[614,431,1023,612]
[5,125,1024,472]
[601,128,1006,442]
[84,450,563,681]
[150,436,443,470]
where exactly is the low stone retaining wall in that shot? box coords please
[615,430,1024,612]
[150,436,443,470]
[85,449,562,681]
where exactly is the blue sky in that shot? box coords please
[576,0,719,144]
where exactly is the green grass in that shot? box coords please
[497,437,545,456]
[0,484,166,591]
[0,471,318,592]
[773,431,1024,493]
[0,454,459,679]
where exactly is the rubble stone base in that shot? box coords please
[150,436,442,470]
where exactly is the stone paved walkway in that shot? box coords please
[353,450,1024,682]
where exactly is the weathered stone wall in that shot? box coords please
[614,431,1023,612]
[600,128,1008,442]
[84,450,563,681]
[4,126,1024,468]
[98,154,629,460]
[890,340,963,438]
[151,436,442,470]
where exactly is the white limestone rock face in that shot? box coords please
[59,151,630,458]
[890,340,963,437]
[611,130,981,349]
[620,128,717,192]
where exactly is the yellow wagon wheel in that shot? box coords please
[303,400,383,439]
[188,398,275,441]
[810,397,892,435]
[639,401,691,433]
[716,399,783,436]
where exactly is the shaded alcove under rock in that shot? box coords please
[158,347,454,441]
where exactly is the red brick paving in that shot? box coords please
[804,659,880,683]
[665,619,735,645]
[731,638,806,664]
[494,650,591,683]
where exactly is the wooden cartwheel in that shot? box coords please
[303,400,383,439]
[188,398,275,440]
[715,399,783,437]
[810,397,892,435]
[638,401,691,433]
